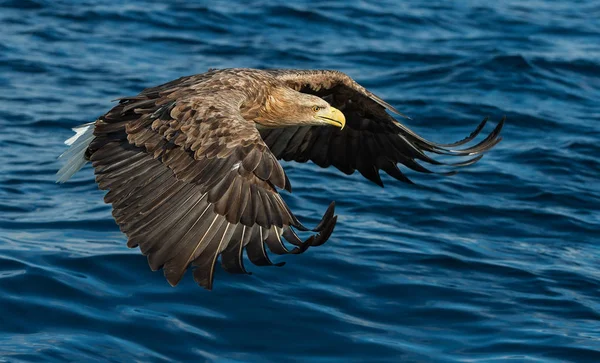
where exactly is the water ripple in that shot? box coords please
[1,0,600,361]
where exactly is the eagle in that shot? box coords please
[56,68,504,290]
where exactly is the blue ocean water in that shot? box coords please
[1,0,599,361]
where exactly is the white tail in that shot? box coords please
[56,122,95,183]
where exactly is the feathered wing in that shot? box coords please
[86,84,336,290]
[262,69,504,186]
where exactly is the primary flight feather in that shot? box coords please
[57,68,504,290]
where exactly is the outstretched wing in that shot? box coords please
[88,82,336,290]
[262,69,504,186]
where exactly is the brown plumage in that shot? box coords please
[57,68,504,290]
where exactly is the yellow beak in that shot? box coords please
[317,106,346,130]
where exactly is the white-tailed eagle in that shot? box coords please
[57,68,504,290]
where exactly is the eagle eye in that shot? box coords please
[312,105,323,112]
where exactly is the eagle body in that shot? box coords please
[57,68,504,290]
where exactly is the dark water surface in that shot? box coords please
[1,0,599,361]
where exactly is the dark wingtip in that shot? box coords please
[371,93,411,120]
[166,275,182,288]
[311,215,337,247]
[396,110,412,120]
[202,281,213,291]
[498,115,506,129]
[387,104,411,120]
[313,201,336,232]
[284,173,292,193]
